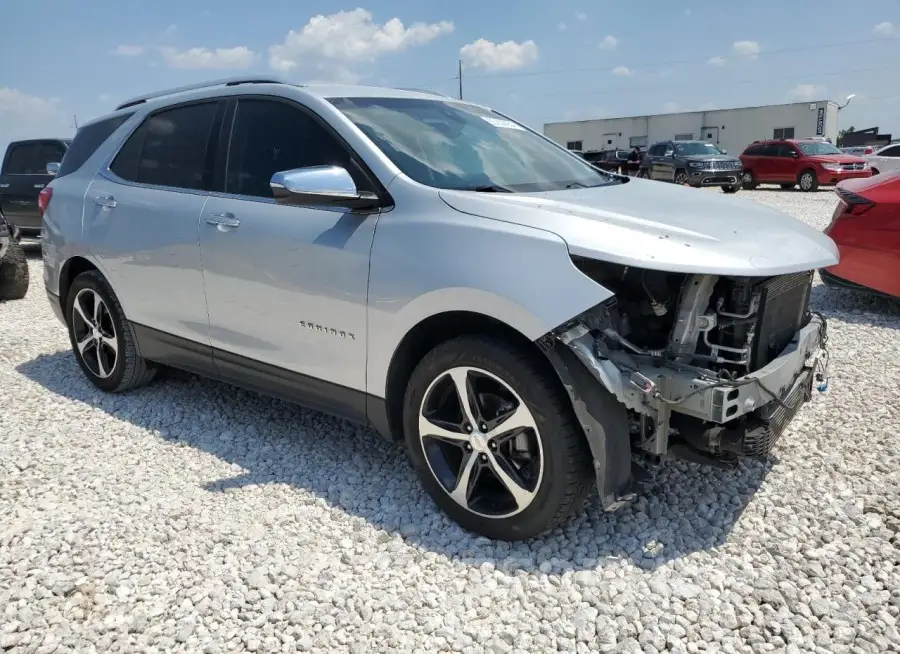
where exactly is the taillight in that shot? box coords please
[834,186,874,217]
[865,147,873,155]
[38,187,53,217]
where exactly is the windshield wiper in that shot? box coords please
[463,184,515,193]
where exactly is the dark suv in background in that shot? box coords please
[739,138,871,192]
[0,138,70,238]
[646,140,742,193]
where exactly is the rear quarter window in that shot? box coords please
[57,113,134,178]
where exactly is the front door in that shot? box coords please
[650,143,675,181]
[198,97,378,414]
[84,99,223,350]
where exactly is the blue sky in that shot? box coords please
[2,0,899,153]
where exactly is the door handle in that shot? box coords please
[94,194,117,209]
[0,183,8,188]
[206,212,240,229]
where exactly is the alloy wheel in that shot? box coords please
[742,172,753,184]
[418,366,544,519]
[674,172,688,185]
[71,288,118,379]
[800,172,814,190]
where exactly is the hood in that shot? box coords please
[806,154,866,164]
[438,178,839,276]
[683,154,740,163]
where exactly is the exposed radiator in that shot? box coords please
[749,271,814,370]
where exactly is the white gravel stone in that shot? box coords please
[2,188,900,652]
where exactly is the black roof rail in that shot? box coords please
[115,76,286,111]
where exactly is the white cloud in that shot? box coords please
[788,83,827,102]
[112,45,144,57]
[732,40,760,59]
[575,12,588,21]
[598,35,618,51]
[558,22,568,31]
[706,56,726,67]
[0,88,71,154]
[662,101,679,113]
[162,24,178,38]
[873,21,897,37]
[268,9,453,73]
[611,66,633,77]
[160,46,256,70]
[460,38,538,71]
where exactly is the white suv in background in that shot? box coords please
[866,143,900,175]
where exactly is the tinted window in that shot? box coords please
[225,99,371,198]
[329,96,616,193]
[774,143,796,157]
[110,102,218,191]
[879,145,900,158]
[58,113,133,177]
[742,144,762,156]
[4,142,65,174]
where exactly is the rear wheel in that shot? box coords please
[0,239,29,301]
[66,270,157,393]
[798,169,819,192]
[403,335,595,541]
[741,171,758,190]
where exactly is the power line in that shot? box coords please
[463,34,900,82]
[397,34,900,90]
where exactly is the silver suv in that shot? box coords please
[42,76,837,541]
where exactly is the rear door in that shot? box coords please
[872,145,900,173]
[754,143,780,182]
[0,140,67,232]
[83,99,224,354]
[772,142,800,182]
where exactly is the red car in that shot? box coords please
[740,138,872,192]
[820,171,900,299]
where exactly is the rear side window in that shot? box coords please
[4,141,66,174]
[224,98,372,198]
[57,113,133,178]
[110,101,219,191]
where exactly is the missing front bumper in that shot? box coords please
[557,312,828,460]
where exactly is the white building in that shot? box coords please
[544,100,840,157]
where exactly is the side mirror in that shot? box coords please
[791,151,800,158]
[46,162,60,176]
[269,166,380,211]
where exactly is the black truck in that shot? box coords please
[0,138,70,238]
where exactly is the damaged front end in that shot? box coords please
[539,258,830,511]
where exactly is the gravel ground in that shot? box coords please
[2,189,900,654]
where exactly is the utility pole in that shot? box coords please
[72,114,78,129]
[457,59,463,100]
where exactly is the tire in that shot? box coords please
[741,171,758,190]
[0,238,29,301]
[798,169,819,192]
[722,183,741,194]
[403,335,595,541]
[673,170,688,185]
[871,168,880,176]
[780,183,795,190]
[65,270,157,393]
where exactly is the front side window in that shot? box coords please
[328,96,616,192]
[110,101,218,191]
[674,142,723,156]
[878,145,900,158]
[795,141,842,156]
[225,99,370,199]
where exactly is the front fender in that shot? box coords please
[365,204,612,397]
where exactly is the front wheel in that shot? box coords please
[673,170,688,185]
[403,336,595,541]
[0,238,29,301]
[65,270,157,393]
[798,170,819,192]
[741,171,758,190]
[722,183,741,194]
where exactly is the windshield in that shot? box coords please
[674,142,723,156]
[796,141,842,155]
[328,96,616,192]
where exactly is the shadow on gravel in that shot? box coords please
[17,350,772,573]
[810,282,900,329]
